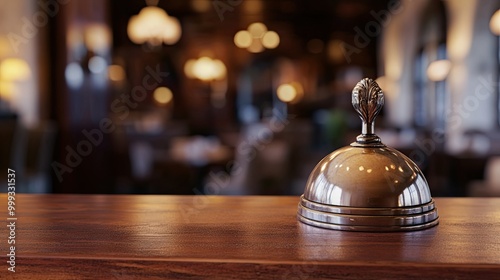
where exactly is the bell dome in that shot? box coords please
[297,78,439,232]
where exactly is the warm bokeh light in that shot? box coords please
[234,23,279,52]
[127,6,181,45]
[192,57,216,81]
[290,81,304,99]
[127,16,142,44]
[276,84,294,103]
[247,38,265,53]
[191,57,210,81]
[84,24,111,54]
[248,22,267,38]
[162,16,182,45]
[277,84,296,103]
[277,82,303,103]
[490,9,500,35]
[184,57,227,81]
[153,87,173,104]
[184,59,196,79]
[427,59,452,82]
[0,58,31,81]
[212,60,227,80]
[0,81,14,101]
[234,30,252,48]
[262,31,280,49]
[108,65,126,82]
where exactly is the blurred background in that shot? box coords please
[1,0,500,197]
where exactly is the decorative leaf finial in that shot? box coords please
[351,78,385,146]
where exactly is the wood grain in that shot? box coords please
[2,195,500,279]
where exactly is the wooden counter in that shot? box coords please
[5,195,500,279]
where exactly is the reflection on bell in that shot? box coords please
[297,78,439,231]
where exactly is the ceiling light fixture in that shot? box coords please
[184,56,227,82]
[234,22,280,53]
[127,5,181,46]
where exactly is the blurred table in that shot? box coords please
[8,195,500,279]
[166,136,233,193]
[168,136,232,166]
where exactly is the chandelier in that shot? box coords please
[127,6,181,46]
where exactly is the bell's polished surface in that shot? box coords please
[298,78,439,231]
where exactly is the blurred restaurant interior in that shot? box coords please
[1,0,500,196]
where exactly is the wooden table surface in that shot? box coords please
[4,194,500,279]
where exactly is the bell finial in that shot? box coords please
[352,78,384,145]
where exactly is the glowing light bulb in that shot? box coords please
[427,60,451,82]
[262,31,279,49]
[153,87,173,104]
[234,30,252,48]
[248,22,267,38]
[277,84,297,103]
[0,58,31,81]
[108,65,126,82]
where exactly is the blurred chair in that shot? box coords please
[111,117,195,194]
[23,122,57,193]
[468,157,500,196]
[218,122,291,195]
[4,121,57,193]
